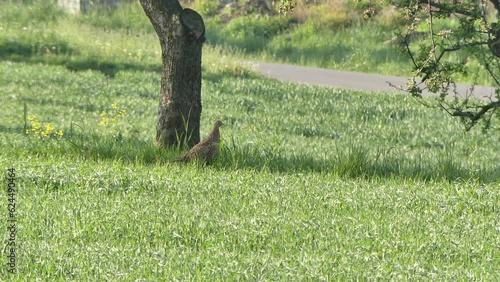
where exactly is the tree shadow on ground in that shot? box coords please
[205,28,355,68]
[0,125,26,135]
[10,128,179,166]
[6,123,498,184]
[212,143,500,184]
[0,40,162,78]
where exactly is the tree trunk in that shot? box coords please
[140,0,205,147]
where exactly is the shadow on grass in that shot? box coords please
[7,124,498,184]
[202,66,262,84]
[0,40,162,78]
[21,96,101,113]
[16,129,179,166]
[270,43,354,67]
[205,37,352,69]
[205,27,356,68]
[213,143,500,183]
[0,125,26,135]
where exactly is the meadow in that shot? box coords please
[0,1,499,280]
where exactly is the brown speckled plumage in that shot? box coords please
[176,120,224,164]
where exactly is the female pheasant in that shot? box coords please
[176,120,224,164]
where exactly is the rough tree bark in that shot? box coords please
[140,0,205,147]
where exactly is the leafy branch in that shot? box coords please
[388,0,500,130]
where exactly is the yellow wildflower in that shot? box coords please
[99,111,109,126]
[44,123,54,134]
[26,116,63,139]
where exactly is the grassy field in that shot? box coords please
[200,0,496,86]
[1,1,499,280]
[7,0,492,85]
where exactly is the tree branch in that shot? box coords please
[435,42,489,63]
[484,62,500,87]
[140,0,183,38]
[451,101,500,122]
[418,0,477,17]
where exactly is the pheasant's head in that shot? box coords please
[214,120,224,128]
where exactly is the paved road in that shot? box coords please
[253,62,497,101]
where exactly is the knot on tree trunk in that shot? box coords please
[180,8,205,43]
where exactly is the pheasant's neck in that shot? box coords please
[210,127,220,142]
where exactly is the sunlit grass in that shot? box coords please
[0,2,499,280]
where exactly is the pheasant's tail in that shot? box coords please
[174,150,196,163]
[174,155,189,162]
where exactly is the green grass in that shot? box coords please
[3,159,499,280]
[206,17,410,76]
[2,1,494,85]
[202,5,497,86]
[1,1,499,280]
